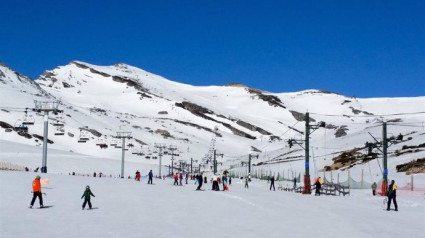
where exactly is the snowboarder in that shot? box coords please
[270,175,275,191]
[314,178,322,196]
[371,182,377,196]
[29,175,44,208]
[81,185,95,210]
[135,170,141,181]
[244,176,249,189]
[387,180,398,211]
[148,170,153,184]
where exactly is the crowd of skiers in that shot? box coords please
[29,171,398,211]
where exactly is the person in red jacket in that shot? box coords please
[30,175,44,208]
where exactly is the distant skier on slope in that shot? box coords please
[387,180,398,211]
[29,175,44,208]
[179,173,183,186]
[148,170,153,184]
[314,177,322,196]
[196,174,203,190]
[371,182,377,196]
[173,173,179,185]
[245,176,249,189]
[135,170,141,181]
[270,175,275,191]
[81,185,95,210]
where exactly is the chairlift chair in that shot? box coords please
[22,113,35,125]
[54,127,65,136]
[78,130,89,143]
[14,120,29,133]
[52,120,64,127]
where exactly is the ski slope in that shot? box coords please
[1,170,423,238]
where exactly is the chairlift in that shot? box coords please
[22,114,35,125]
[78,130,89,143]
[153,156,157,160]
[110,138,118,146]
[145,156,151,159]
[52,119,64,127]
[54,127,65,136]
[14,120,28,133]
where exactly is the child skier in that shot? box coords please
[29,175,44,208]
[81,185,95,210]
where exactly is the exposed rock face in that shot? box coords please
[396,158,425,174]
[289,111,316,122]
[175,101,256,139]
[0,121,13,129]
[246,88,286,108]
[236,120,272,135]
[335,126,348,138]
[32,134,54,144]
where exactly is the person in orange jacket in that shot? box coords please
[30,175,44,208]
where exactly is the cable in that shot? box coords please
[310,111,425,118]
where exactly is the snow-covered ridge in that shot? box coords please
[1,61,424,187]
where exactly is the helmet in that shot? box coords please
[86,185,90,189]
[36,175,41,179]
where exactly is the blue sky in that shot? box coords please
[1,0,424,97]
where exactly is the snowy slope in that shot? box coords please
[1,170,424,238]
[1,61,425,189]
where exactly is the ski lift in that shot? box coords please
[22,110,35,125]
[145,156,151,159]
[153,156,157,160]
[78,130,89,143]
[14,120,28,133]
[52,119,64,127]
[110,138,118,146]
[54,126,65,136]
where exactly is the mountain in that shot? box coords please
[1,61,424,185]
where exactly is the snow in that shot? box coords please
[1,170,424,238]
[1,61,425,237]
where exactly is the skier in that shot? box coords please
[244,176,249,189]
[81,185,95,210]
[29,175,44,208]
[148,170,153,184]
[196,174,203,190]
[387,180,398,211]
[93,172,96,177]
[293,177,297,189]
[371,182,377,196]
[135,170,141,181]
[173,173,179,185]
[229,177,232,185]
[314,178,322,196]
[270,175,275,191]
[179,173,183,186]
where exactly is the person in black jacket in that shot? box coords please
[81,185,95,210]
[387,180,398,211]
[148,170,153,184]
[314,180,321,196]
[196,174,203,190]
[270,175,275,191]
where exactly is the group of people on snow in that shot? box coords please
[29,175,96,210]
